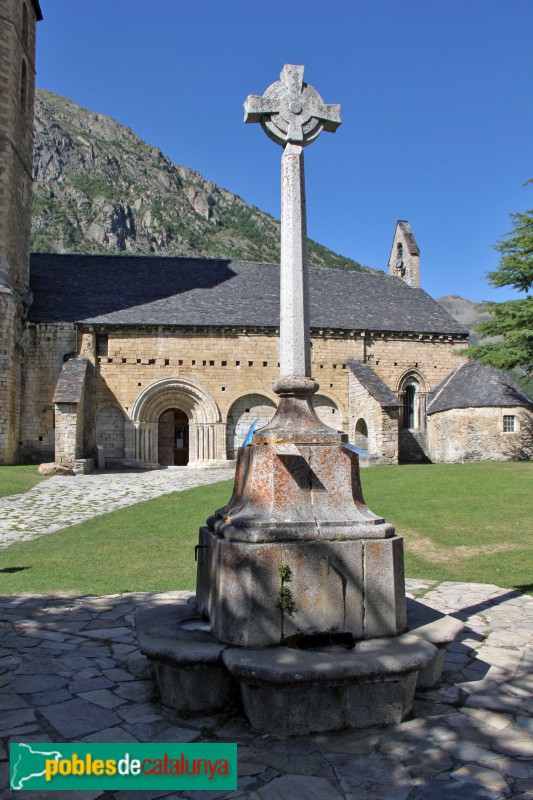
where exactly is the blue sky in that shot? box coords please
[36,0,532,302]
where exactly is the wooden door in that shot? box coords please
[158,409,174,466]
[173,409,189,465]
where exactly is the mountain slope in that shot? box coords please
[436,295,490,344]
[31,90,368,272]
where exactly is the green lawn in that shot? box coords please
[0,462,531,596]
[0,465,47,498]
[362,461,533,594]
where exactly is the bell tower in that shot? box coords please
[0,0,42,463]
[388,220,420,288]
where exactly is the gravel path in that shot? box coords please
[0,467,235,549]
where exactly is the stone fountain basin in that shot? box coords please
[135,596,463,734]
[222,633,435,735]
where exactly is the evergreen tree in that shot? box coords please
[464,180,533,374]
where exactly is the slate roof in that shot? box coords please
[28,253,468,335]
[53,357,89,404]
[427,361,533,415]
[349,361,401,407]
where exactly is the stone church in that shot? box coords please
[1,0,532,471]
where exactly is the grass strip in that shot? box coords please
[0,465,47,498]
[0,462,531,595]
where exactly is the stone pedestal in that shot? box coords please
[197,437,406,647]
[197,527,406,647]
[207,440,394,543]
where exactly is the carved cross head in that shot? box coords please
[244,64,341,147]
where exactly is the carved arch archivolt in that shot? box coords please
[130,377,223,465]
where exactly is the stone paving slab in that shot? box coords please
[0,466,235,549]
[0,580,532,798]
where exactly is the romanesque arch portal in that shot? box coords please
[130,377,225,467]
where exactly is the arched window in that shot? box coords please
[403,385,416,429]
[399,373,426,430]
[22,4,29,47]
[395,242,405,277]
[20,59,27,111]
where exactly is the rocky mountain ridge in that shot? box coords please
[31,89,368,272]
[436,295,490,344]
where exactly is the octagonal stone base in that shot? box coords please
[196,528,407,647]
[134,595,463,736]
[223,635,434,736]
[134,600,238,715]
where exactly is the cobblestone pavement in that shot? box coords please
[0,467,235,549]
[0,580,532,799]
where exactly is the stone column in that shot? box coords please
[280,143,310,379]
[244,65,342,444]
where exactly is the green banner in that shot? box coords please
[10,742,237,791]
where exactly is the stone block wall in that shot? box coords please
[54,400,84,466]
[364,335,466,395]
[0,0,39,463]
[53,358,90,467]
[86,328,351,425]
[19,322,77,462]
[427,406,533,463]
[0,294,23,463]
[399,429,430,463]
[226,393,276,459]
[0,0,37,291]
[15,321,475,467]
[95,406,126,462]
[348,370,399,464]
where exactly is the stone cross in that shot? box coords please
[244,65,341,386]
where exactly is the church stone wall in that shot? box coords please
[15,321,473,466]
[0,0,39,463]
[427,407,533,463]
[88,328,350,427]
[0,296,24,463]
[348,371,398,465]
[55,399,85,467]
[399,429,429,463]
[19,322,77,463]
[95,406,126,462]
[364,335,466,393]
[226,393,276,459]
[0,0,37,291]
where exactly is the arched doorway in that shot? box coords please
[226,394,276,459]
[158,408,189,466]
[131,377,223,467]
[398,371,429,463]
[312,395,340,428]
[354,418,368,449]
